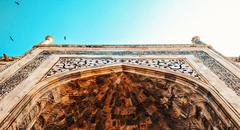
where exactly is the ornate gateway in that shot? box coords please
[0,36,240,129]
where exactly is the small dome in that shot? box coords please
[45,35,54,42]
[192,36,200,43]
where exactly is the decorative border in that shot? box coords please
[0,50,240,100]
[0,60,18,73]
[0,51,50,99]
[194,51,240,95]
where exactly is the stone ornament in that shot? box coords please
[45,57,202,81]
[0,50,240,101]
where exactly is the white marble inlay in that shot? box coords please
[44,57,202,81]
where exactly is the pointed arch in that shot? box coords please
[1,64,239,129]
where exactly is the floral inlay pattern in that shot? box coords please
[45,58,202,81]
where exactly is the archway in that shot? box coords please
[1,64,239,129]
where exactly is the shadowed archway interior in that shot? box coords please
[30,72,230,130]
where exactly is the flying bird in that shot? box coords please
[15,1,20,5]
[9,36,14,41]
[64,36,66,40]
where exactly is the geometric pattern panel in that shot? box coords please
[44,57,203,81]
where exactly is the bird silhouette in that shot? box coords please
[64,36,66,40]
[9,36,14,41]
[15,1,20,5]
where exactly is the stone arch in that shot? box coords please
[1,64,239,130]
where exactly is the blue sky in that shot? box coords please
[1,0,240,56]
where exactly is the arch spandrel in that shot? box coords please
[42,57,206,83]
[0,65,239,130]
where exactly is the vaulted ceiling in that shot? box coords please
[31,72,229,130]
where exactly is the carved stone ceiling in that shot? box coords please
[30,72,233,130]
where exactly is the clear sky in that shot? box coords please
[0,0,240,56]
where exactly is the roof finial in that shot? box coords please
[3,53,10,61]
[39,35,54,45]
[192,36,205,45]
[237,55,240,62]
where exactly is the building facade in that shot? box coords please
[0,36,240,129]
